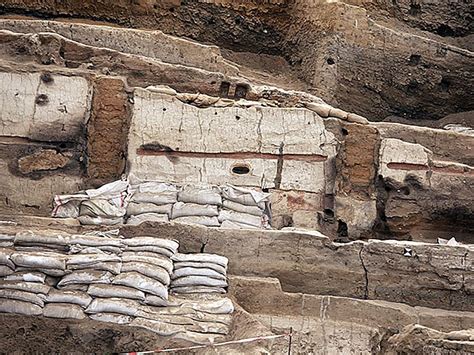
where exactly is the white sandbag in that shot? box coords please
[171,202,218,219]
[125,246,173,258]
[178,186,222,205]
[68,262,121,275]
[14,231,69,247]
[57,270,113,288]
[174,331,225,345]
[218,209,262,228]
[220,220,259,229]
[174,261,226,274]
[77,215,124,226]
[131,192,177,205]
[68,235,124,248]
[67,254,122,274]
[0,289,45,307]
[46,289,92,308]
[85,297,141,316]
[113,272,168,300]
[52,200,81,218]
[0,242,13,248]
[221,185,268,208]
[89,312,132,324]
[80,199,126,218]
[172,253,228,268]
[172,267,226,281]
[0,265,14,277]
[126,213,169,226]
[222,200,263,216]
[131,317,184,336]
[121,254,173,274]
[172,276,227,288]
[85,179,129,200]
[43,303,86,319]
[170,286,226,294]
[0,234,14,242]
[134,181,178,194]
[0,249,15,269]
[144,295,169,307]
[122,237,179,253]
[0,299,42,316]
[5,271,46,283]
[11,252,66,270]
[59,284,89,292]
[69,244,123,255]
[0,281,50,294]
[177,297,234,314]
[67,254,122,266]
[121,262,170,285]
[15,267,66,277]
[87,284,146,301]
[173,216,220,227]
[126,202,173,216]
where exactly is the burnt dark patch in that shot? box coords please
[40,73,54,84]
[35,94,49,106]
[140,143,175,152]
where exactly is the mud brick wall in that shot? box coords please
[87,76,131,185]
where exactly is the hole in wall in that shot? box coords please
[231,164,250,175]
[436,24,455,37]
[323,208,334,218]
[235,115,241,121]
[219,81,230,98]
[163,108,167,112]
[409,3,421,15]
[234,84,249,99]
[337,219,349,238]
[439,77,450,92]
[326,57,335,65]
[408,54,421,65]
[341,128,349,136]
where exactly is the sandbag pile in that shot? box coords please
[219,185,270,229]
[52,179,272,229]
[52,180,129,225]
[171,253,228,294]
[0,230,234,344]
[125,182,178,226]
[171,185,222,227]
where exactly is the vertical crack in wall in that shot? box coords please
[359,244,369,299]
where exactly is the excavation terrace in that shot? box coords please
[0,0,473,353]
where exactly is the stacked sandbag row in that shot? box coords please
[52,179,272,229]
[171,253,228,294]
[52,180,129,225]
[171,185,222,227]
[219,185,270,229]
[125,182,178,226]
[0,233,178,318]
[0,232,233,344]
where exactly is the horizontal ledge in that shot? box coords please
[136,148,328,162]
[387,162,474,176]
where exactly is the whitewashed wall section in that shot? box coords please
[0,72,91,141]
[127,89,338,192]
